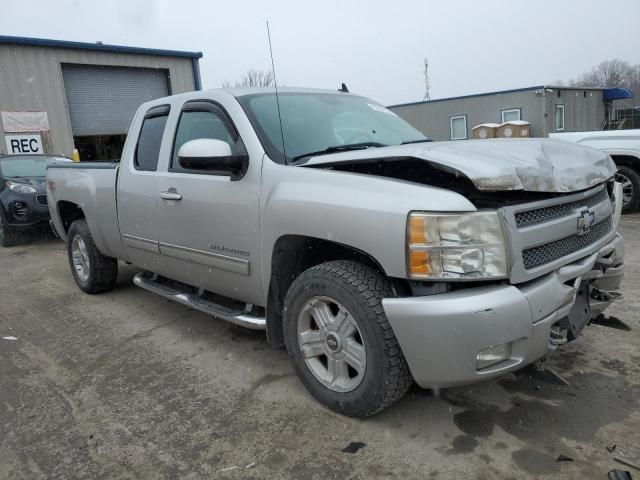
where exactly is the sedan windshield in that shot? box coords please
[238,92,428,163]
[0,156,66,178]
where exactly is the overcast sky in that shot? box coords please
[4,0,640,105]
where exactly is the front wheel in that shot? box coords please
[615,165,640,213]
[67,219,118,293]
[283,260,412,417]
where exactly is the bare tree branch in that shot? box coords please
[562,59,640,98]
[222,69,275,88]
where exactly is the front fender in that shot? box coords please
[259,160,476,290]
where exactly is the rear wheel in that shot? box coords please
[67,219,118,293]
[283,260,412,417]
[615,165,640,213]
[0,211,20,247]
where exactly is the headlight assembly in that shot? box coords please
[6,181,37,194]
[407,211,508,280]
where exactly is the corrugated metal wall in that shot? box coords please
[390,89,606,141]
[543,89,605,135]
[0,44,196,156]
[62,64,169,136]
[390,90,545,140]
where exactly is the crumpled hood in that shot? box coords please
[302,138,616,192]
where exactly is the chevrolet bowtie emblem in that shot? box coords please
[577,209,595,235]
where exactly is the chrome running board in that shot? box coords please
[133,272,266,330]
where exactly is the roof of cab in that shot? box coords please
[220,86,358,98]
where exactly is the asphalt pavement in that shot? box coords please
[1,215,639,479]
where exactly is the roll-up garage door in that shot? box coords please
[62,64,169,136]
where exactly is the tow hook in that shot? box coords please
[549,324,568,347]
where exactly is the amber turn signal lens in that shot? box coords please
[409,216,427,244]
[409,250,430,275]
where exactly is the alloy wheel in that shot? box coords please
[71,234,91,282]
[297,295,367,392]
[615,171,634,208]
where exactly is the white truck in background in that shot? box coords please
[550,129,640,212]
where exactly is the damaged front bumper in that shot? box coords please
[382,234,624,389]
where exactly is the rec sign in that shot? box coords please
[5,133,44,155]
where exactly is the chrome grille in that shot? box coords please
[522,216,613,270]
[515,188,609,228]
[36,195,48,206]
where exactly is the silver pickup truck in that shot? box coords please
[47,87,625,416]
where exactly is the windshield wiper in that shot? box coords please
[291,142,387,162]
[401,138,432,145]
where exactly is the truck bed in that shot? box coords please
[47,162,126,260]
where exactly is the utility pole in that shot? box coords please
[423,58,431,101]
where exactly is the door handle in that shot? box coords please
[160,190,182,201]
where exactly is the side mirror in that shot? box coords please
[178,139,248,180]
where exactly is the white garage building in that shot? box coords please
[0,35,202,160]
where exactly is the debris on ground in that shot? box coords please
[612,446,640,472]
[608,445,618,453]
[342,442,366,454]
[608,469,633,480]
[2,336,18,341]
[556,454,574,462]
[220,466,239,472]
[615,458,640,472]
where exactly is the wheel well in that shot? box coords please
[611,154,640,173]
[265,235,394,348]
[57,201,85,234]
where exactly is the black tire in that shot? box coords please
[283,260,413,417]
[67,219,118,294]
[615,165,640,213]
[0,209,20,247]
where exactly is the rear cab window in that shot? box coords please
[135,105,170,171]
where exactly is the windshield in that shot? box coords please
[0,156,65,178]
[238,92,428,163]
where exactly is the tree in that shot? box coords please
[628,65,640,98]
[568,59,640,95]
[222,69,275,88]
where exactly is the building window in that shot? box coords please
[555,104,565,131]
[501,108,521,123]
[450,115,468,140]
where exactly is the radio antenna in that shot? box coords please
[266,21,287,163]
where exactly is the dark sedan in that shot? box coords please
[0,154,72,247]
